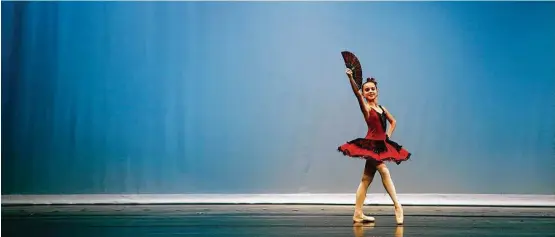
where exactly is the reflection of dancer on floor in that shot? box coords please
[338,68,411,225]
[353,222,404,237]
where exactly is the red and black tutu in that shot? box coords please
[337,136,411,165]
[337,105,411,165]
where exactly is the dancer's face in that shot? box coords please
[362,82,378,101]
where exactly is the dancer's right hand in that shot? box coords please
[345,68,353,77]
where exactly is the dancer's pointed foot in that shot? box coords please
[394,204,404,225]
[353,211,375,223]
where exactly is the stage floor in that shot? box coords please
[3,205,555,237]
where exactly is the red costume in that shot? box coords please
[338,105,411,164]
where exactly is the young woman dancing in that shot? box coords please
[338,68,411,225]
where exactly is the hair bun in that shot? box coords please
[363,77,379,88]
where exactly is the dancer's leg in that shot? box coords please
[353,160,377,222]
[376,163,404,225]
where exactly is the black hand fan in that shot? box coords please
[341,51,363,89]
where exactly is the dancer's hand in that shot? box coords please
[345,68,353,78]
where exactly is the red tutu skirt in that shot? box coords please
[337,136,411,165]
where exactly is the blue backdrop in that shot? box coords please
[2,2,554,195]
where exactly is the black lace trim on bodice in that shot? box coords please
[377,105,387,132]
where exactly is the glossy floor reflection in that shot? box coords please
[3,205,555,236]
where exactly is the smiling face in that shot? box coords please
[362,81,378,101]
